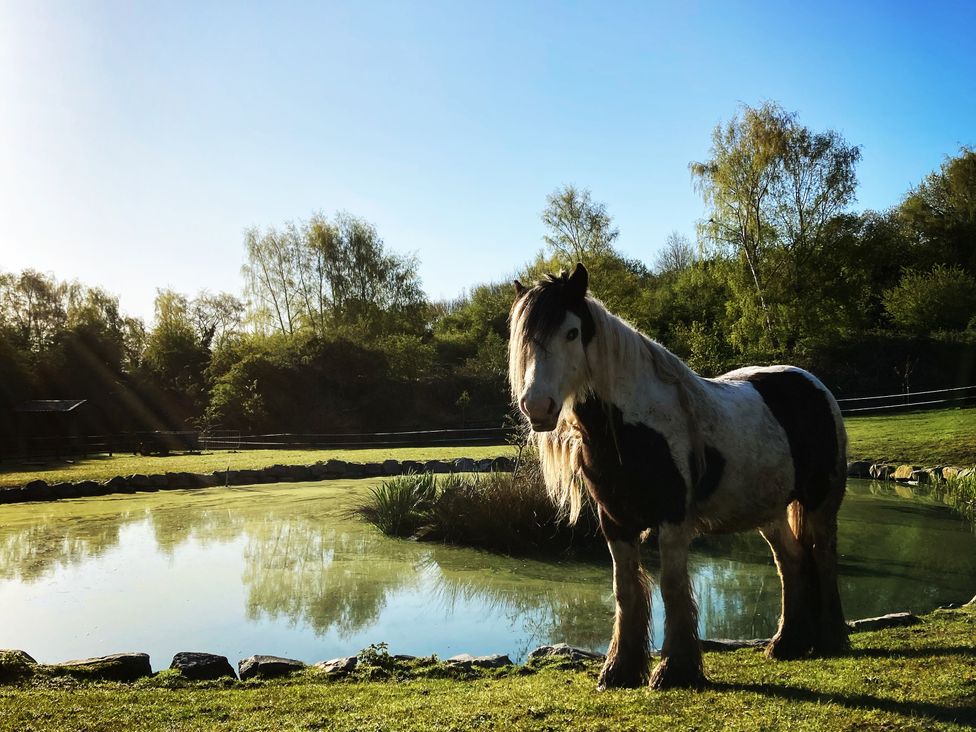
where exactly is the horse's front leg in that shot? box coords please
[598,516,651,689]
[650,522,706,689]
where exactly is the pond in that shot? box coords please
[0,479,973,670]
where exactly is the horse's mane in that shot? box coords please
[515,294,708,523]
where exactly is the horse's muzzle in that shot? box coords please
[521,396,558,431]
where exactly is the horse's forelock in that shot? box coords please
[512,275,595,355]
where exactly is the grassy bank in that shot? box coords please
[0,445,516,488]
[1,607,974,731]
[845,406,976,466]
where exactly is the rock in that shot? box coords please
[148,474,168,489]
[910,470,930,484]
[49,483,80,499]
[105,475,133,493]
[892,465,918,481]
[0,649,37,683]
[382,459,402,476]
[127,474,154,490]
[424,460,450,475]
[400,460,423,475]
[364,462,384,477]
[170,652,236,680]
[925,467,944,483]
[237,469,263,485]
[966,594,976,606]
[701,638,770,652]
[0,489,18,504]
[314,656,358,676]
[958,467,975,479]
[848,611,920,633]
[492,456,516,472]
[527,643,604,663]
[453,458,476,473]
[343,463,366,478]
[322,459,349,478]
[444,653,512,670]
[75,480,104,497]
[869,463,894,480]
[23,481,52,501]
[48,652,152,681]
[165,472,194,489]
[847,460,873,478]
[238,655,305,681]
[194,473,219,487]
[476,459,494,473]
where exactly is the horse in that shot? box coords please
[508,263,849,690]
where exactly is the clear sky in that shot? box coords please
[1,1,974,322]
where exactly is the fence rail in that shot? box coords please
[837,384,976,415]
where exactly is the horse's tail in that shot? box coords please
[787,499,805,543]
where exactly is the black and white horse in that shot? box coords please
[509,263,848,689]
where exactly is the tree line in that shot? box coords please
[2,102,974,441]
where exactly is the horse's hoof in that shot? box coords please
[648,657,707,690]
[597,662,647,690]
[764,632,813,661]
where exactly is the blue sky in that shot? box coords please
[1,1,974,322]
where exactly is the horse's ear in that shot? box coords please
[513,279,526,297]
[566,262,588,301]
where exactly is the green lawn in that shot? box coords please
[1,607,974,731]
[0,445,516,488]
[845,406,976,466]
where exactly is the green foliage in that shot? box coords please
[541,185,619,266]
[883,265,976,335]
[357,473,439,537]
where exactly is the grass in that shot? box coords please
[354,465,602,554]
[0,445,516,488]
[1,607,974,731]
[845,405,976,466]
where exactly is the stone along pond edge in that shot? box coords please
[3,455,973,504]
[3,607,970,686]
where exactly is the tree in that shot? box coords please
[190,291,244,351]
[899,148,976,273]
[143,290,210,395]
[541,186,619,265]
[654,231,697,275]
[883,265,976,335]
[691,102,861,354]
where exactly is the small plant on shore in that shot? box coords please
[354,456,601,555]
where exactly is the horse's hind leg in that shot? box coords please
[804,488,849,656]
[760,511,817,660]
[598,532,651,689]
[649,523,705,689]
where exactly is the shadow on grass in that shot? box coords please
[713,680,976,727]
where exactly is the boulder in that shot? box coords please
[238,655,305,681]
[322,460,349,478]
[49,483,80,499]
[126,474,154,490]
[453,458,476,473]
[23,481,52,501]
[701,638,769,652]
[869,463,894,480]
[382,459,402,476]
[492,456,516,473]
[846,460,873,479]
[75,480,104,497]
[910,470,930,485]
[148,474,168,489]
[364,462,384,477]
[48,652,152,681]
[527,643,604,663]
[848,611,920,633]
[0,489,19,504]
[0,649,37,683]
[400,460,423,475]
[444,653,512,670]
[476,459,494,473]
[892,465,918,481]
[343,463,367,478]
[424,460,450,475]
[966,594,976,606]
[170,652,236,680]
[236,469,263,485]
[193,473,219,487]
[314,656,358,676]
[106,476,134,494]
[165,472,194,489]
[958,467,975,479]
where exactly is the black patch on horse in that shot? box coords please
[691,445,726,503]
[572,397,687,538]
[515,271,596,347]
[746,370,839,511]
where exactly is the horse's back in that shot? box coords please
[714,365,846,512]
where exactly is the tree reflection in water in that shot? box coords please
[0,479,974,659]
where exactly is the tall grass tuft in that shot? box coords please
[355,458,602,555]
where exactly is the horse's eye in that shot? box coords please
[567,328,579,342]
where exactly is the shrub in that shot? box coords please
[883,265,976,334]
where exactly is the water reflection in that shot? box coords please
[0,479,974,665]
